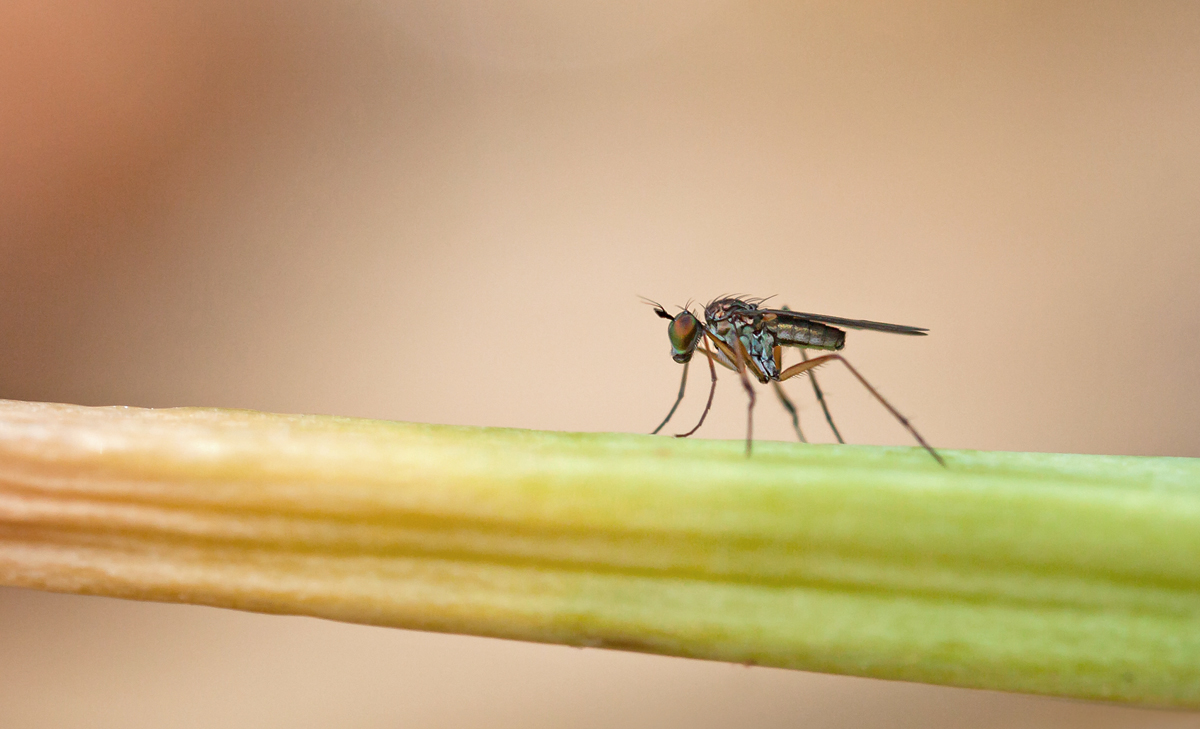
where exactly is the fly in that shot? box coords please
[646,296,944,466]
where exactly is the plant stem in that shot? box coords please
[1,399,1198,706]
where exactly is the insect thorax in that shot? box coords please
[704,299,777,382]
[703,297,846,381]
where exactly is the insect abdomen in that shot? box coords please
[772,320,845,350]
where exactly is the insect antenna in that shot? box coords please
[639,296,675,320]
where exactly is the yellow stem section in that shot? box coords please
[1,400,1199,706]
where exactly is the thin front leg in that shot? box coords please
[676,334,719,438]
[730,334,756,456]
[778,354,944,466]
[802,349,844,444]
[695,338,739,372]
[652,360,689,434]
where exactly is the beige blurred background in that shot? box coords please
[1,1,1198,727]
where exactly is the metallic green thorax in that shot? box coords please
[703,298,845,383]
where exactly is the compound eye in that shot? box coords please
[667,312,699,355]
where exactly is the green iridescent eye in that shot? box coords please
[668,312,699,355]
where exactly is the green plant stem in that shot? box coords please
[0,399,1198,706]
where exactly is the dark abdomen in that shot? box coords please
[772,320,845,350]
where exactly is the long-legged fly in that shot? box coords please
[646,296,944,466]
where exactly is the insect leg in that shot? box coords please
[729,334,756,456]
[651,360,689,434]
[778,354,944,467]
[703,338,739,372]
[676,334,719,438]
[771,382,806,443]
[802,349,844,444]
[771,344,806,442]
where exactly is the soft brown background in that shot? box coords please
[2,1,1198,726]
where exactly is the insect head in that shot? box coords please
[653,305,701,363]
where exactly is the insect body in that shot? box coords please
[649,296,944,466]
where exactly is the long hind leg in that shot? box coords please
[778,354,944,466]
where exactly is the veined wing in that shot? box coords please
[761,309,929,336]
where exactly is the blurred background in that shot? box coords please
[1,1,1198,726]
